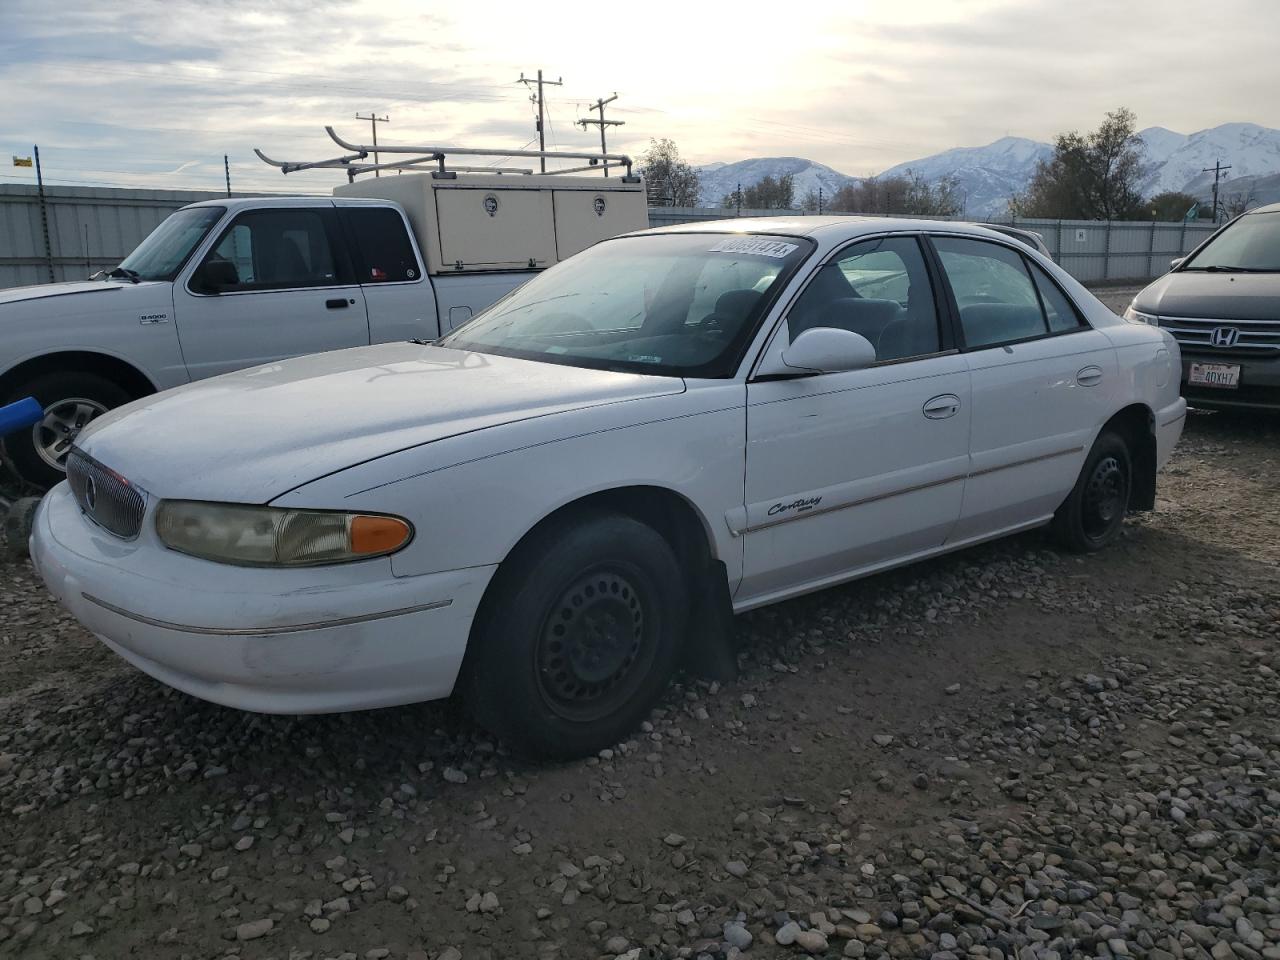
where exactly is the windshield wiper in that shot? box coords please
[1184,265,1274,273]
[106,266,141,283]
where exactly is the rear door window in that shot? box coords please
[340,207,422,284]
[1028,261,1086,332]
[933,236,1049,349]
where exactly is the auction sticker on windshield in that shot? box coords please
[709,238,799,258]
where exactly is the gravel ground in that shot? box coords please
[2,289,1277,959]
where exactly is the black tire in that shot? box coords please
[463,510,688,761]
[2,372,131,489]
[1051,430,1132,553]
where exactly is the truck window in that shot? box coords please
[340,207,421,283]
[197,209,341,292]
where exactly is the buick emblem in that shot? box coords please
[84,475,97,511]
[592,196,607,217]
[1210,326,1240,348]
[483,194,499,217]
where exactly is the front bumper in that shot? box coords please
[1180,351,1280,410]
[31,483,496,714]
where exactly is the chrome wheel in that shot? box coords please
[535,568,652,723]
[32,397,108,471]
[1081,454,1128,544]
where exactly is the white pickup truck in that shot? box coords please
[0,160,648,487]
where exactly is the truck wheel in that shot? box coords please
[2,372,131,489]
[463,510,688,761]
[1051,431,1132,554]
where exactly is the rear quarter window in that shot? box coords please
[341,207,421,283]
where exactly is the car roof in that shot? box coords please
[1245,201,1280,215]
[629,215,1026,246]
[179,196,394,211]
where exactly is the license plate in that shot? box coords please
[1188,362,1241,389]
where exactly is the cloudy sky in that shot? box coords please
[2,0,1277,194]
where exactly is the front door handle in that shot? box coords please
[1077,365,1103,387]
[923,394,961,419]
[326,298,351,309]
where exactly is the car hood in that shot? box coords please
[76,342,684,502]
[1135,271,1280,320]
[0,279,164,307]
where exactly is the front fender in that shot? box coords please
[271,384,748,585]
[0,282,186,390]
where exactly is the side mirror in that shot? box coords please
[1169,257,1185,270]
[758,326,877,377]
[193,258,240,293]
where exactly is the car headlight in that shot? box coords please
[155,501,412,566]
[1123,305,1158,325]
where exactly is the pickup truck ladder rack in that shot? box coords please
[256,126,638,182]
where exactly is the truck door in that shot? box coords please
[174,206,370,379]
[335,203,440,343]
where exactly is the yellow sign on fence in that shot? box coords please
[12,156,33,168]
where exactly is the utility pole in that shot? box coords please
[224,154,231,196]
[736,183,742,217]
[1202,159,1232,223]
[34,145,55,283]
[518,70,562,173]
[578,93,623,177]
[355,113,391,176]
[818,188,824,215]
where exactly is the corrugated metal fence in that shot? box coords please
[0,185,266,289]
[1,185,1220,290]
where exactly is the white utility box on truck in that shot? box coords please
[0,127,648,487]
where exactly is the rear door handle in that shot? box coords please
[923,394,961,419]
[1077,365,1104,386]
[326,298,351,309]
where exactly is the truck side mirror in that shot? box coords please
[193,258,240,293]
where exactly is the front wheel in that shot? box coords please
[1051,430,1132,553]
[3,372,131,489]
[462,510,688,761]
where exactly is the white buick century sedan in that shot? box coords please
[32,218,1186,759]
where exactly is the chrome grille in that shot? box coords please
[65,448,146,540]
[1160,316,1280,353]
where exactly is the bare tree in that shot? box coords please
[639,138,701,207]
[722,173,795,210]
[1222,184,1257,219]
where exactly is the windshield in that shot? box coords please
[1182,210,1280,272]
[439,233,812,377]
[116,206,226,282]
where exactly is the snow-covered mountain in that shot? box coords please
[1138,122,1280,197]
[694,157,857,208]
[876,136,1052,218]
[693,123,1280,217]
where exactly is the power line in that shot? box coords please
[1202,159,1233,223]
[355,113,391,176]
[517,70,562,173]
[578,94,624,177]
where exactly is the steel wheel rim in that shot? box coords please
[1082,454,1127,542]
[535,567,652,723]
[32,397,108,471]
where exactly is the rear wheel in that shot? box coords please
[1051,430,1132,553]
[2,372,131,489]
[463,510,687,761]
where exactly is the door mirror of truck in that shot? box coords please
[194,258,240,294]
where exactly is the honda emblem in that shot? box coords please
[1210,326,1240,348]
